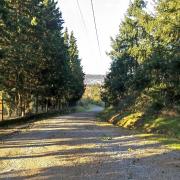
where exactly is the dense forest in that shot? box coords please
[101,0,180,136]
[0,0,84,118]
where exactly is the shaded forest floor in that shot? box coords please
[0,107,180,180]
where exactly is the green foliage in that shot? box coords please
[102,0,180,109]
[43,0,49,7]
[98,106,117,121]
[99,105,180,140]
[0,0,84,117]
[101,0,180,139]
[31,17,38,26]
[64,30,85,106]
[82,84,104,106]
[144,135,180,150]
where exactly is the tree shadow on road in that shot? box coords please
[0,112,179,179]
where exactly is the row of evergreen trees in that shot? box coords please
[102,0,179,110]
[0,0,84,117]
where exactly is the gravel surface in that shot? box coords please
[0,107,179,180]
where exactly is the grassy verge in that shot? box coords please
[0,107,74,128]
[98,107,180,150]
[137,134,180,150]
[0,101,99,129]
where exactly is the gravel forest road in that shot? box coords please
[0,107,179,180]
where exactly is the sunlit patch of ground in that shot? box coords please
[136,134,180,150]
[0,108,179,179]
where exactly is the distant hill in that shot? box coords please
[85,74,105,85]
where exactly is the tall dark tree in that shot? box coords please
[102,0,180,110]
[65,31,85,106]
[0,0,85,117]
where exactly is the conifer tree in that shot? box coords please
[67,31,85,106]
[0,0,85,116]
[102,0,180,108]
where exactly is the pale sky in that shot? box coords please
[58,0,153,75]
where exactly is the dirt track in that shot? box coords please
[0,107,180,180]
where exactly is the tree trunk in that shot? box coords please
[36,95,39,114]
[46,98,48,113]
[21,95,25,117]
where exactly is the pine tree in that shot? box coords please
[102,0,180,109]
[102,0,147,106]
[0,0,85,117]
[67,31,85,106]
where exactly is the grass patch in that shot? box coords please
[99,108,180,150]
[137,134,180,150]
[116,112,143,128]
[97,106,117,121]
[142,116,180,138]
